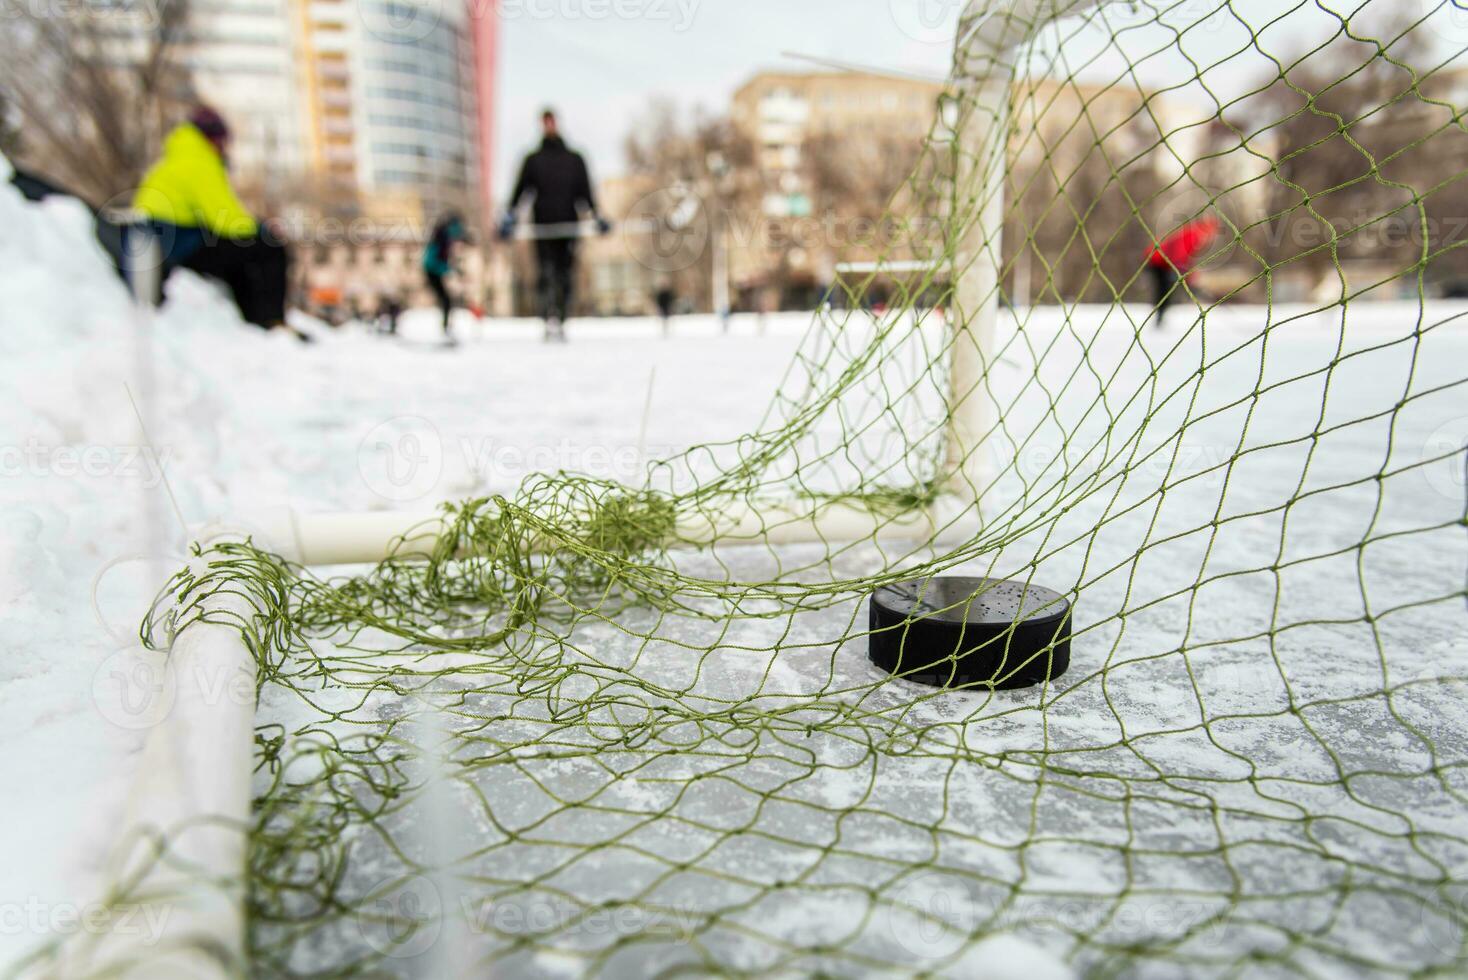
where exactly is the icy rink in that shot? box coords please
[253,300,1468,977]
[1,166,1467,975]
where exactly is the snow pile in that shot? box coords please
[0,158,303,969]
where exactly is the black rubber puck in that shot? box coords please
[869,577,1071,690]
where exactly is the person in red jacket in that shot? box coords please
[1146,214,1220,327]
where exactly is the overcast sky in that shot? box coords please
[491,0,960,198]
[490,0,1461,202]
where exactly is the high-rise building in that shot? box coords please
[182,0,308,199]
[468,0,499,226]
[183,0,496,228]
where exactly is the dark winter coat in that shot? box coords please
[509,136,599,226]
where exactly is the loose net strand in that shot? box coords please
[29,0,1468,976]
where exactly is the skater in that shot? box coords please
[499,109,609,341]
[377,290,403,335]
[133,105,295,335]
[423,212,467,342]
[1145,214,1220,328]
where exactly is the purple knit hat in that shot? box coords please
[187,105,230,149]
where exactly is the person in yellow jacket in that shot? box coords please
[133,106,291,331]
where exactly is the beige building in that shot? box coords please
[728,70,947,307]
[731,70,944,218]
[1005,77,1274,305]
[297,173,656,326]
[725,71,1277,309]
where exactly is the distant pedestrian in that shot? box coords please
[423,212,467,342]
[655,283,675,335]
[1146,215,1221,328]
[378,291,402,335]
[500,109,609,342]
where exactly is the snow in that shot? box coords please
[2,160,1467,976]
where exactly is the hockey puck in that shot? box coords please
[869,577,1071,690]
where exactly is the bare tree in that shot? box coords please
[802,128,929,274]
[1236,10,1468,292]
[1002,81,1174,305]
[0,90,22,160]
[0,0,192,205]
[625,99,757,311]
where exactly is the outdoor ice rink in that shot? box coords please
[3,187,1468,975]
[266,305,1468,978]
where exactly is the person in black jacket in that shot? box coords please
[500,110,609,340]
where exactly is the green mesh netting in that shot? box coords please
[33,0,1468,976]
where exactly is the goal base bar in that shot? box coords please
[218,496,983,568]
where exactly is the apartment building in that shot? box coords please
[727,70,946,307]
[180,0,495,228]
[731,70,944,220]
[183,0,307,197]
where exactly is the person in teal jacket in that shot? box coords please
[423,213,467,341]
[133,105,291,331]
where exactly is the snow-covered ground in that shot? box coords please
[2,160,1467,976]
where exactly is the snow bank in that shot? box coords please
[0,159,303,971]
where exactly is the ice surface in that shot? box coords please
[253,301,1466,976]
